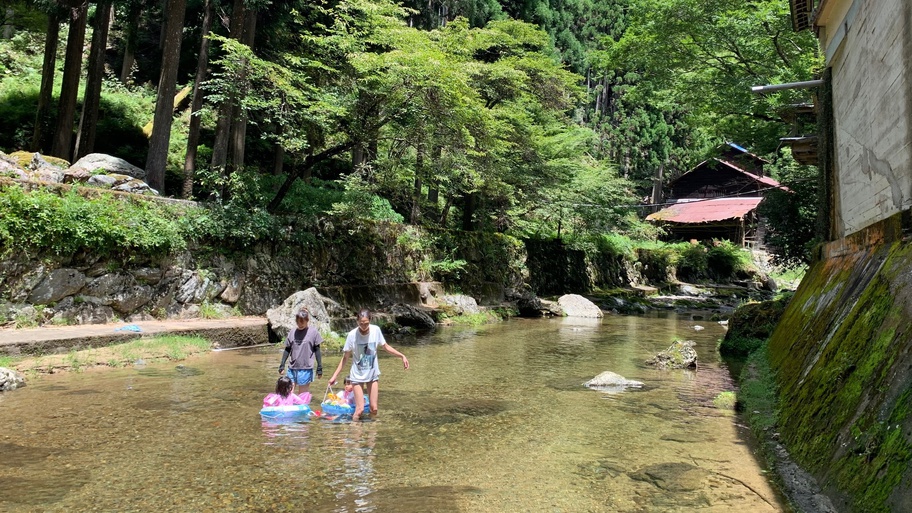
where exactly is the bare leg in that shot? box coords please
[352,383,366,421]
[366,380,379,417]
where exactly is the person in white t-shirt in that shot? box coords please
[329,308,409,420]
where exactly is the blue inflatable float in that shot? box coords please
[259,404,313,418]
[320,399,370,417]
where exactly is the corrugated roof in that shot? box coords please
[646,197,764,224]
[714,159,783,189]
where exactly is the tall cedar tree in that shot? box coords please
[50,0,88,161]
[209,0,245,174]
[145,0,187,193]
[75,0,113,159]
[182,0,214,198]
[31,4,60,152]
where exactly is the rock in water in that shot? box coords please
[0,367,26,391]
[584,371,644,393]
[646,340,698,369]
[558,294,603,318]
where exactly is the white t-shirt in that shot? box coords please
[344,324,386,383]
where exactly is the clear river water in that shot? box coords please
[0,313,790,512]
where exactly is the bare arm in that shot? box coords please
[382,343,410,370]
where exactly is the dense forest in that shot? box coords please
[0,0,821,264]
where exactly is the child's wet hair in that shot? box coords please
[343,377,352,385]
[276,376,294,397]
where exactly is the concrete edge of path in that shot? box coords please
[0,316,270,356]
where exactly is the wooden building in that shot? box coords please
[647,143,784,247]
[789,0,912,238]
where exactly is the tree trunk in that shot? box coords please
[2,7,14,39]
[31,9,60,152]
[119,1,141,83]
[650,162,664,205]
[272,143,284,176]
[209,0,246,173]
[439,194,453,226]
[229,9,257,172]
[426,145,441,219]
[461,192,477,231]
[50,1,89,161]
[75,0,113,160]
[144,0,187,194]
[352,144,365,170]
[182,0,213,199]
[267,142,355,212]
[410,144,424,225]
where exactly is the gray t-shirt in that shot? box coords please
[344,324,385,383]
[284,327,323,370]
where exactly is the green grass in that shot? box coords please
[713,391,737,410]
[118,335,212,360]
[738,342,779,434]
[445,311,502,326]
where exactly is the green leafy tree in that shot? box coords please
[759,149,820,266]
[603,0,820,154]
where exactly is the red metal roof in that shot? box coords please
[714,159,785,190]
[646,197,764,224]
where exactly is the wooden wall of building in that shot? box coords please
[828,0,912,237]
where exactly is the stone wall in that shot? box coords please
[766,212,912,511]
[0,221,529,326]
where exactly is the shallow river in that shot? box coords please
[0,313,789,512]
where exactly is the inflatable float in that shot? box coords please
[259,404,314,418]
[320,390,370,417]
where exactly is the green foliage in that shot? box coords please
[13,307,42,329]
[707,240,751,279]
[719,335,764,357]
[713,391,737,410]
[329,172,405,223]
[604,0,821,154]
[760,149,822,266]
[444,310,501,326]
[198,301,222,320]
[594,233,635,258]
[738,341,779,433]
[0,183,203,256]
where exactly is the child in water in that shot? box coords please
[263,376,311,407]
[341,377,355,406]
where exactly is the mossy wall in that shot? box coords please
[766,213,912,512]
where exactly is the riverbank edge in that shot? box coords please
[736,342,837,513]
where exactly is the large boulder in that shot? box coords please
[390,303,437,330]
[27,268,86,304]
[69,153,146,180]
[584,371,644,393]
[438,294,481,315]
[507,286,543,317]
[0,367,26,391]
[0,151,24,178]
[647,340,698,369]
[266,288,349,341]
[558,294,603,318]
